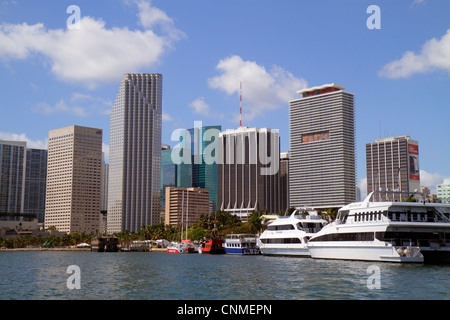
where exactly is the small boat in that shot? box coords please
[167,242,184,254]
[224,234,260,255]
[199,239,225,254]
[181,239,197,253]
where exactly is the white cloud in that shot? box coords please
[380,29,450,78]
[189,97,210,115]
[162,112,173,122]
[33,99,88,117]
[102,143,109,163]
[0,0,183,88]
[32,92,113,117]
[208,55,308,121]
[359,177,368,200]
[188,97,224,119]
[0,131,47,149]
[420,169,450,194]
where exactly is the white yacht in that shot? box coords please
[307,192,450,263]
[258,209,328,256]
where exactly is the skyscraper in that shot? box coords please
[44,125,102,234]
[0,140,26,214]
[24,148,48,223]
[289,83,356,208]
[187,124,221,212]
[217,126,283,220]
[107,73,162,233]
[366,136,420,201]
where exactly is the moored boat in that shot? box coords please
[307,191,450,263]
[258,209,327,257]
[199,239,226,254]
[224,234,260,255]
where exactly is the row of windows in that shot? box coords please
[310,232,375,242]
[260,238,302,244]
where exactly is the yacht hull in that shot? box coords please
[307,242,424,263]
[260,245,310,257]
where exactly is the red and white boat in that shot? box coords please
[167,242,184,254]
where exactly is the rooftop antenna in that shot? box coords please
[240,81,242,127]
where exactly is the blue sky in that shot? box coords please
[0,0,449,196]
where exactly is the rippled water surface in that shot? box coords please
[0,251,449,300]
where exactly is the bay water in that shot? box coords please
[0,251,448,300]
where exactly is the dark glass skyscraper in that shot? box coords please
[0,140,26,214]
[24,148,47,222]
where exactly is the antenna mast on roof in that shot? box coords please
[240,81,242,127]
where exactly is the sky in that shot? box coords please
[0,0,449,197]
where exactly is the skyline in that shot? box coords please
[0,0,449,197]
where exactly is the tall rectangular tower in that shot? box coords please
[24,148,48,223]
[45,125,102,234]
[0,140,26,214]
[108,73,162,233]
[366,136,420,201]
[289,83,356,208]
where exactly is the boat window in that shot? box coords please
[268,224,295,231]
[260,238,301,244]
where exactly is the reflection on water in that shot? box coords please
[0,251,448,300]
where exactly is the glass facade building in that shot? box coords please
[24,148,47,223]
[108,73,162,233]
[0,140,26,214]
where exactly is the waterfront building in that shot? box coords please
[280,151,290,212]
[187,124,221,212]
[289,83,356,208]
[217,126,283,221]
[437,184,450,203]
[107,73,162,233]
[23,148,47,223]
[366,136,420,201]
[44,125,102,234]
[0,140,26,214]
[165,187,209,227]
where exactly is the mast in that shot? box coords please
[239,81,242,127]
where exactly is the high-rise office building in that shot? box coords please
[0,140,26,214]
[279,151,290,212]
[108,73,162,233]
[218,126,283,220]
[44,125,102,234]
[187,124,221,212]
[289,83,356,208]
[366,136,420,201]
[437,184,450,203]
[24,148,48,223]
[165,187,209,227]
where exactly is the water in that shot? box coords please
[0,251,449,300]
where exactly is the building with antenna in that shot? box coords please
[366,135,420,201]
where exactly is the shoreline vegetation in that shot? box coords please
[0,209,338,250]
